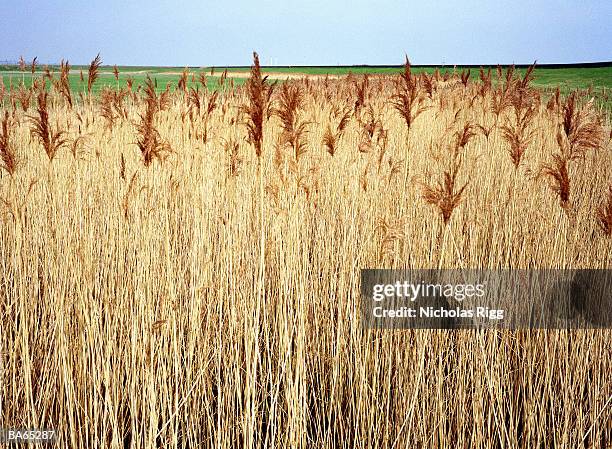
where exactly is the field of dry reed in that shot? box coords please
[0,54,610,448]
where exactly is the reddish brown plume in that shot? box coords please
[390,57,426,135]
[421,168,468,226]
[0,111,18,175]
[540,153,570,208]
[29,91,67,161]
[241,52,274,160]
[55,60,73,108]
[135,77,171,166]
[275,82,309,160]
[87,53,102,96]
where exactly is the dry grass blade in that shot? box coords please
[42,65,52,80]
[358,104,383,153]
[0,179,38,224]
[476,123,494,139]
[119,153,126,180]
[217,69,228,88]
[387,157,403,184]
[122,171,138,219]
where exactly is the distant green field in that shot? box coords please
[212,65,612,90]
[0,64,609,100]
[0,68,244,95]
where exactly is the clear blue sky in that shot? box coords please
[2,0,610,66]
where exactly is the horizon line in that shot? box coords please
[1,60,611,69]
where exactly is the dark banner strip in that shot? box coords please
[360,270,612,329]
